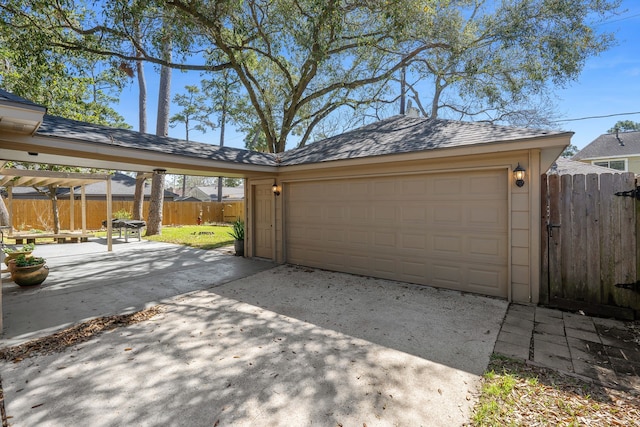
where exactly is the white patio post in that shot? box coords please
[107,175,112,252]
[81,185,87,233]
[69,185,75,231]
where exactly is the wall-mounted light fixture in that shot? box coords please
[513,163,526,187]
[272,181,281,196]
[28,152,38,156]
[153,168,167,175]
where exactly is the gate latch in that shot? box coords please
[614,186,640,200]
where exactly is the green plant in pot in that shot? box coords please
[3,243,36,266]
[228,219,245,256]
[9,254,49,287]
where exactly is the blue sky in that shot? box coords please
[113,1,640,152]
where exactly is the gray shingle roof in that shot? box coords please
[0,89,47,112]
[10,172,178,199]
[32,113,569,169]
[279,115,569,165]
[547,157,621,175]
[573,131,640,160]
[37,115,276,166]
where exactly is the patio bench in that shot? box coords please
[8,233,94,244]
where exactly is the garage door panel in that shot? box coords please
[285,170,508,298]
[433,205,463,223]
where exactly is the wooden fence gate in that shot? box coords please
[541,172,640,319]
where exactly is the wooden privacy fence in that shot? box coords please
[541,172,640,319]
[8,200,245,231]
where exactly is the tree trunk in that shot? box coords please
[48,185,60,234]
[132,172,145,220]
[0,194,10,227]
[217,107,226,202]
[132,24,147,221]
[146,35,172,236]
[145,172,165,235]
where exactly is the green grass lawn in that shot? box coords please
[90,224,235,250]
[142,225,235,250]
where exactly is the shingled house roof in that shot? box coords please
[10,172,179,200]
[37,115,275,166]
[573,131,640,160]
[279,115,569,166]
[547,157,621,175]
[33,114,568,169]
[0,89,46,112]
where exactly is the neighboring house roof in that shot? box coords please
[193,186,245,200]
[547,157,621,175]
[37,115,275,166]
[10,172,178,200]
[279,115,569,166]
[573,131,640,160]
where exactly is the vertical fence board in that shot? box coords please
[585,174,601,304]
[540,174,550,304]
[611,173,623,297]
[560,174,574,299]
[599,174,615,303]
[572,174,588,298]
[615,173,637,305]
[548,174,562,299]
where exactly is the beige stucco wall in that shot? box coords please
[246,147,553,304]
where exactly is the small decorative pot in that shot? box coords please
[9,261,49,287]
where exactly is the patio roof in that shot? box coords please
[0,168,109,188]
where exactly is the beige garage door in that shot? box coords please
[285,169,508,297]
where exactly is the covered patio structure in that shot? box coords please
[0,167,113,247]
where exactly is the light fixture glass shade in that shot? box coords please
[514,163,526,187]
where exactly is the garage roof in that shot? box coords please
[280,115,571,166]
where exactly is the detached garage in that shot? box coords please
[246,115,572,304]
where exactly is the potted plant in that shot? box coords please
[8,254,48,286]
[228,219,245,256]
[3,243,36,266]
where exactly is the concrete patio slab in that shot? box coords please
[1,265,508,426]
[1,239,275,346]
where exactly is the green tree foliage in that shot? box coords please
[169,85,216,142]
[0,0,621,151]
[608,120,640,133]
[395,0,620,127]
[0,39,130,127]
[561,144,579,158]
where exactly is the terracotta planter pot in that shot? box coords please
[9,261,49,286]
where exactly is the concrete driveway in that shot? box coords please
[1,243,508,426]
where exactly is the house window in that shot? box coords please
[593,159,626,171]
